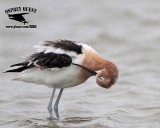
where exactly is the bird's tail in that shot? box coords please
[3,62,29,73]
[4,66,28,73]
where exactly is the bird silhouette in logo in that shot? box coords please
[7,13,29,25]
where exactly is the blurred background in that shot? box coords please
[0,0,160,128]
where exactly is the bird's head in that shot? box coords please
[96,61,118,89]
[72,60,118,89]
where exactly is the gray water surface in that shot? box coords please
[0,0,160,128]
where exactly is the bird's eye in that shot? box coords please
[99,77,104,80]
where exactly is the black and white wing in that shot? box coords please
[4,40,83,73]
[5,40,96,76]
[4,52,72,72]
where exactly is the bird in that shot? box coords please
[4,39,119,119]
[7,13,29,25]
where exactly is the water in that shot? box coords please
[0,0,160,127]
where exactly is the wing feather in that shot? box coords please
[4,52,72,73]
[5,40,84,73]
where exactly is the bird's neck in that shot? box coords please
[78,48,107,81]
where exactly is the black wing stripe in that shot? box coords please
[4,52,72,73]
[43,40,82,54]
[4,66,28,73]
[10,62,29,67]
[34,53,72,68]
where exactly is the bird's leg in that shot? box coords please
[47,88,56,119]
[54,88,64,119]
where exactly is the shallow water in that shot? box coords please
[0,0,160,128]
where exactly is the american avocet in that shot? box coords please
[4,40,118,119]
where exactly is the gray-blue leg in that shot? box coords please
[47,88,56,119]
[54,88,63,119]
